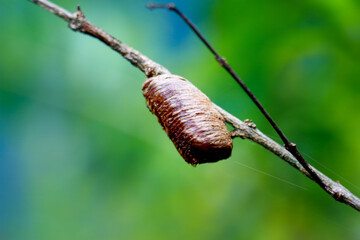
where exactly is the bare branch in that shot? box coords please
[147,3,329,198]
[29,0,73,21]
[216,105,360,211]
[28,0,170,77]
[28,0,360,212]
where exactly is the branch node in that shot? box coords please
[216,56,227,66]
[334,191,344,201]
[68,5,86,31]
[285,142,297,151]
[230,129,247,139]
[244,119,256,129]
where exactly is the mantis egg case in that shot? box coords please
[142,74,232,165]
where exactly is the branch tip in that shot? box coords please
[168,3,176,10]
[146,3,176,10]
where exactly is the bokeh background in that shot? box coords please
[1,0,360,239]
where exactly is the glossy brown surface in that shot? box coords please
[143,74,232,165]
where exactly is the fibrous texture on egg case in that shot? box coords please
[143,74,233,165]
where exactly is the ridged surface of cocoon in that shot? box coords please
[143,74,233,165]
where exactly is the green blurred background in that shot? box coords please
[1,0,359,239]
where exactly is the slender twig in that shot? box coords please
[28,0,170,77]
[215,105,360,211]
[28,0,360,211]
[147,3,327,190]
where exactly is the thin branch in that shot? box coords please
[28,0,360,212]
[147,3,328,191]
[215,105,360,211]
[28,0,170,77]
